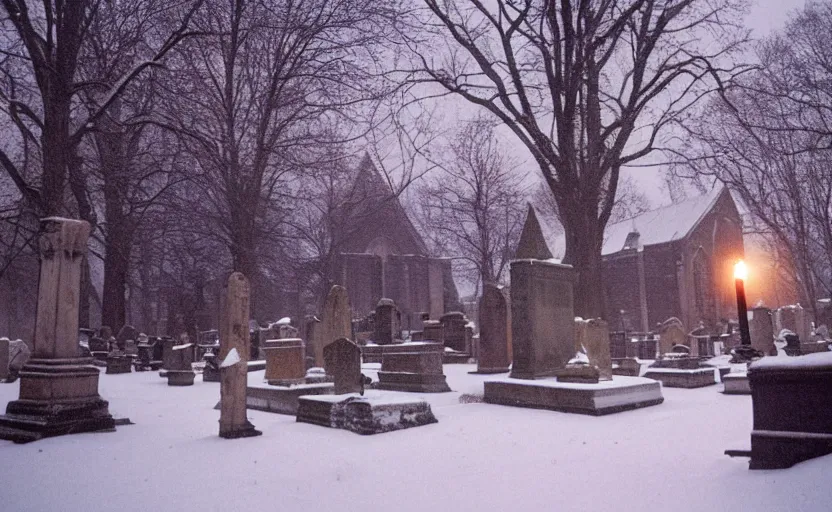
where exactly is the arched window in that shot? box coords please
[692,248,713,322]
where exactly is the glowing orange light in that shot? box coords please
[734,260,748,281]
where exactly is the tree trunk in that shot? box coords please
[101,239,129,332]
[561,201,606,320]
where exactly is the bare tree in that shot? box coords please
[417,117,526,290]
[674,1,832,315]
[400,0,749,317]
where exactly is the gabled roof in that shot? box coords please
[548,186,728,258]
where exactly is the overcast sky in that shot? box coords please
[626,0,807,204]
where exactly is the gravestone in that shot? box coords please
[264,338,306,385]
[440,311,469,353]
[373,298,398,345]
[0,338,8,381]
[167,343,195,386]
[316,285,352,366]
[658,318,687,356]
[749,307,774,355]
[323,338,363,395]
[115,325,139,353]
[777,305,810,346]
[219,272,261,439]
[575,318,612,380]
[0,217,115,443]
[509,259,576,379]
[303,315,320,369]
[474,284,511,374]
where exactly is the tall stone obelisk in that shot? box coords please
[218,272,261,439]
[0,218,115,443]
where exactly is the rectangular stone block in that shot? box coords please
[264,338,306,385]
[483,376,663,415]
[642,367,717,388]
[510,260,575,379]
[245,383,334,415]
[296,393,438,435]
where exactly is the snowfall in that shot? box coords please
[1,363,829,512]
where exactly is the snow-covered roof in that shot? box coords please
[550,187,726,258]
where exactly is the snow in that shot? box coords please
[487,374,656,390]
[220,348,240,368]
[549,187,725,258]
[750,352,832,371]
[276,317,292,325]
[1,364,830,512]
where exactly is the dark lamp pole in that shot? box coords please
[734,260,751,346]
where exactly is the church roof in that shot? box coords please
[548,186,728,258]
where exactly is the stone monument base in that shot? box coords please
[242,383,335,415]
[642,367,717,388]
[106,357,132,374]
[722,372,751,395]
[728,353,832,469]
[219,420,262,440]
[0,359,115,443]
[167,370,195,386]
[296,392,437,435]
[469,366,511,375]
[377,371,451,393]
[483,375,664,416]
[204,360,266,382]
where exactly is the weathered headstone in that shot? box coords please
[0,217,115,443]
[474,284,511,374]
[116,325,139,353]
[303,315,320,369]
[264,338,306,385]
[440,311,469,353]
[509,259,576,379]
[0,337,9,381]
[219,272,261,439]
[748,306,774,355]
[575,318,612,380]
[657,317,687,356]
[776,305,810,346]
[422,321,444,343]
[377,342,451,392]
[373,298,398,345]
[323,338,363,395]
[167,343,195,385]
[316,285,352,366]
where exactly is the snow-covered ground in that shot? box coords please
[1,364,829,512]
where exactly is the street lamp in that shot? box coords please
[734,260,751,346]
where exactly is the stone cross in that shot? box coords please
[316,285,352,366]
[218,272,261,439]
[475,284,512,374]
[0,218,114,443]
[324,338,363,394]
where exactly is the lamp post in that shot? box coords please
[734,260,751,346]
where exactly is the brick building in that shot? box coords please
[552,187,745,332]
[335,155,459,328]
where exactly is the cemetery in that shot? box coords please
[1,2,831,511]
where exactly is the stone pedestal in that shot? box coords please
[0,338,9,381]
[484,376,663,416]
[0,218,115,443]
[264,338,306,386]
[731,353,832,469]
[244,382,335,415]
[105,356,132,374]
[377,342,451,393]
[642,367,717,388]
[722,371,751,394]
[167,370,196,386]
[509,260,576,380]
[219,273,261,439]
[472,284,511,374]
[296,392,438,435]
